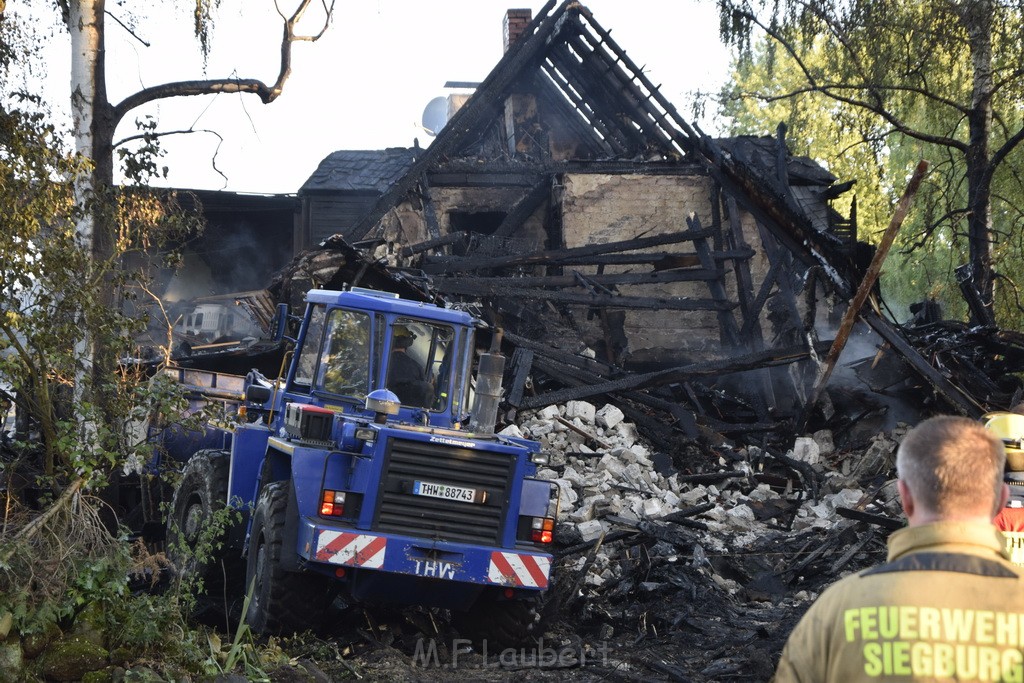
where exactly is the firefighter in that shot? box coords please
[773,415,1022,682]
[387,328,433,407]
[983,410,1024,565]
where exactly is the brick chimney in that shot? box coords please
[503,9,532,52]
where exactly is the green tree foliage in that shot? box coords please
[715,0,1024,326]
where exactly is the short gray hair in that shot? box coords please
[896,416,1005,518]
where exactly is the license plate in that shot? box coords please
[412,480,482,504]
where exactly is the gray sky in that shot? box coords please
[19,1,733,194]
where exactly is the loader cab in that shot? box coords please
[284,289,476,428]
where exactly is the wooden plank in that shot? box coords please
[725,196,758,340]
[438,285,737,311]
[552,248,754,268]
[504,330,617,376]
[687,214,741,347]
[739,253,783,340]
[399,231,468,257]
[432,268,725,292]
[418,173,441,242]
[420,226,717,274]
[519,341,829,409]
[798,160,930,430]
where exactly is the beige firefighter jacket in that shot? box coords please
[773,520,1024,683]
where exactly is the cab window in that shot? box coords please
[386,318,455,410]
[317,309,372,398]
[293,305,326,388]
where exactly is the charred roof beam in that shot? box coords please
[564,23,681,158]
[541,52,633,155]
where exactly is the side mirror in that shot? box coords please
[272,303,290,342]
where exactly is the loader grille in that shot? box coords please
[373,437,514,545]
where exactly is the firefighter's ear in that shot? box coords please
[996,483,1011,519]
[897,479,915,520]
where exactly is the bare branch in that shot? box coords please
[110,0,334,126]
[113,127,229,187]
[105,10,150,47]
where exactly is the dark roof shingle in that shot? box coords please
[300,148,418,193]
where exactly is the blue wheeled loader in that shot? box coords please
[160,288,558,644]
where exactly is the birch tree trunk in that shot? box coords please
[68,0,103,447]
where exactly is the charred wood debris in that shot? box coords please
[259,193,1024,681]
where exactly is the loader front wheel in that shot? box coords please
[245,481,332,634]
[166,449,243,621]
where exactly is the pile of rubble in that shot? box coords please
[492,400,908,680]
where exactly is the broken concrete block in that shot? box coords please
[530,422,555,437]
[813,429,835,456]
[536,468,558,480]
[679,486,708,506]
[596,404,625,430]
[826,487,864,510]
[553,480,578,514]
[498,424,525,439]
[792,436,821,465]
[747,483,776,502]
[597,453,626,477]
[614,421,638,446]
[725,504,756,529]
[613,446,637,463]
[616,509,640,523]
[622,462,644,485]
[631,442,651,461]
[568,503,595,523]
[662,490,681,508]
[576,519,605,543]
[565,400,596,424]
[641,498,664,518]
[538,405,560,421]
[561,466,586,488]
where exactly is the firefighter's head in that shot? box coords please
[897,415,1008,524]
[393,326,416,350]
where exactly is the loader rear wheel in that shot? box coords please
[166,449,244,621]
[453,593,546,649]
[245,481,332,634]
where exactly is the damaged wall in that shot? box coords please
[561,173,773,362]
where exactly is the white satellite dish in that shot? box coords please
[421,96,448,137]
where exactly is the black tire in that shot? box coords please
[166,449,244,620]
[245,481,333,635]
[453,594,546,649]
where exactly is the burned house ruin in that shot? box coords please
[149,0,1024,459]
[277,0,1021,456]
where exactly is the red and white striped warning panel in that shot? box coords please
[315,531,386,569]
[488,551,551,589]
